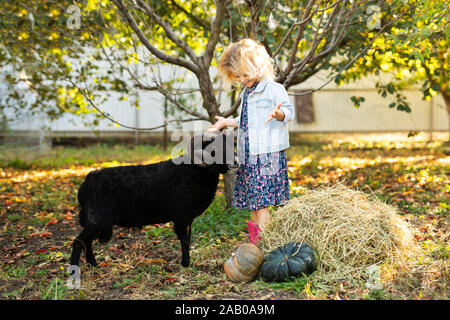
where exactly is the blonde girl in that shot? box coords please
[208,38,295,244]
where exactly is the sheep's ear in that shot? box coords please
[204,130,220,140]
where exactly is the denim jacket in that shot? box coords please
[234,77,295,157]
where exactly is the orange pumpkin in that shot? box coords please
[224,243,264,282]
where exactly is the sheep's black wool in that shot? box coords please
[70,131,237,268]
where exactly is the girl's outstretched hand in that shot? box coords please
[265,103,285,124]
[207,116,227,132]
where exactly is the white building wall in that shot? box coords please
[286,88,447,132]
[2,64,449,133]
[287,70,448,132]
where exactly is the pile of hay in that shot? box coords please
[260,183,416,288]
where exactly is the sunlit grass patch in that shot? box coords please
[321,132,449,151]
[0,143,172,169]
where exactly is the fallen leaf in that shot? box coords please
[165,276,177,283]
[124,284,136,290]
[143,258,167,265]
[39,231,52,238]
[116,232,126,239]
[109,246,123,253]
[45,218,58,227]
[15,249,27,258]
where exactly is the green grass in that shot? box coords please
[41,278,70,300]
[0,143,174,169]
[193,196,251,246]
[0,132,449,300]
[254,274,315,296]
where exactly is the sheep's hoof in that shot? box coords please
[87,261,98,268]
[181,260,190,267]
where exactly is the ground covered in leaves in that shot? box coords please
[0,133,448,300]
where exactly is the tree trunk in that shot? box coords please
[197,71,220,121]
[443,93,450,154]
[444,94,450,141]
[220,88,240,208]
[223,168,237,208]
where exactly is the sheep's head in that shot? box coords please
[189,130,238,173]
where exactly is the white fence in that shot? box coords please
[2,66,449,136]
[35,88,450,135]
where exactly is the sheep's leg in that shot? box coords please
[70,226,99,267]
[70,237,84,267]
[85,225,112,266]
[85,240,97,267]
[174,221,192,267]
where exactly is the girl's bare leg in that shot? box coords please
[252,207,270,229]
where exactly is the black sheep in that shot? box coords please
[70,130,237,268]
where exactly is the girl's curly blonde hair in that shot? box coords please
[218,38,275,90]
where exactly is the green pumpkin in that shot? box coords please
[260,242,317,282]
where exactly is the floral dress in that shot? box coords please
[231,82,290,211]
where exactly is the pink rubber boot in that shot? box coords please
[248,221,262,245]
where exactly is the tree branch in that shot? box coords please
[154,82,210,121]
[272,1,335,59]
[284,0,317,76]
[245,0,258,39]
[236,1,249,39]
[99,43,159,92]
[202,0,227,68]
[169,0,211,30]
[222,95,242,118]
[287,0,327,79]
[258,0,281,41]
[134,0,199,64]
[112,0,199,74]
[63,62,202,131]
[286,7,410,93]
[286,0,342,83]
